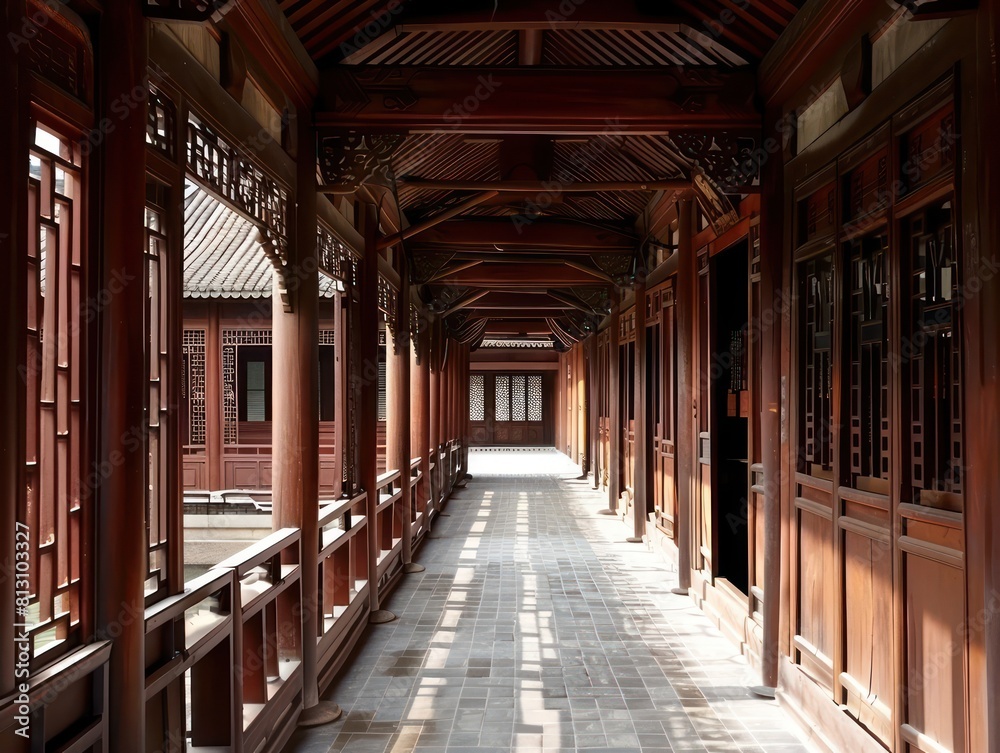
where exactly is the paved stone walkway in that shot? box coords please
[283,449,813,753]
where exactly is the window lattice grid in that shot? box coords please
[221,330,273,445]
[146,84,175,158]
[23,123,85,659]
[182,329,207,447]
[847,235,890,483]
[511,375,527,421]
[906,205,963,499]
[527,375,543,422]
[495,375,510,422]
[318,329,336,345]
[798,253,834,472]
[469,374,485,421]
[145,179,171,600]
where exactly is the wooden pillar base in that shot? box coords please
[750,686,777,699]
[404,562,426,573]
[670,586,689,596]
[370,609,397,624]
[625,536,644,544]
[299,701,343,727]
[598,508,617,516]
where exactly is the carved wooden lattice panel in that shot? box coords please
[495,376,511,422]
[511,375,527,422]
[146,83,175,159]
[469,374,485,421]
[182,329,207,447]
[145,179,171,601]
[798,252,834,472]
[187,113,289,260]
[24,123,85,659]
[317,222,358,285]
[528,376,543,422]
[905,202,963,504]
[221,330,272,446]
[848,235,890,483]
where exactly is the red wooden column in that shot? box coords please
[333,292,346,499]
[0,0,25,699]
[272,114,340,725]
[360,204,395,623]
[970,4,1000,748]
[674,199,695,593]
[411,313,431,538]
[602,294,622,515]
[95,3,148,749]
[755,114,784,695]
[461,345,470,478]
[429,319,441,513]
[386,251,422,572]
[629,277,649,543]
[588,336,600,488]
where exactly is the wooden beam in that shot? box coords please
[415,218,637,250]
[433,261,613,286]
[393,0,684,31]
[319,66,759,134]
[398,178,690,192]
[427,259,483,283]
[439,289,492,316]
[377,191,500,249]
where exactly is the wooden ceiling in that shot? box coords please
[278,0,805,347]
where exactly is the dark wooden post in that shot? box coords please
[361,204,395,623]
[674,198,695,593]
[754,113,784,695]
[602,293,621,515]
[629,277,649,543]
[95,3,148,749]
[411,311,431,546]
[0,0,26,699]
[588,336,600,488]
[429,319,441,514]
[272,114,341,725]
[333,292,345,499]
[970,4,1000,748]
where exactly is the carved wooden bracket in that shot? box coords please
[318,132,406,192]
[670,131,759,192]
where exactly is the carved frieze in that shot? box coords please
[319,132,405,190]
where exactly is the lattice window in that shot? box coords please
[528,375,543,422]
[23,123,85,660]
[798,252,834,472]
[222,330,272,445]
[377,274,396,324]
[318,329,336,345]
[145,179,171,601]
[469,374,485,421]
[182,329,206,447]
[904,201,963,505]
[512,375,527,421]
[495,375,511,421]
[847,234,890,484]
[146,83,175,158]
[317,222,358,285]
[187,112,289,258]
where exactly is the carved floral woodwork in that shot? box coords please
[318,132,405,190]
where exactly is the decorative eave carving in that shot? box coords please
[318,132,405,192]
[669,131,759,192]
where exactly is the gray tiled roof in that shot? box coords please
[184,182,339,299]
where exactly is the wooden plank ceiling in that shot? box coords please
[279,0,804,347]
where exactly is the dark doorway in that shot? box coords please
[711,241,750,594]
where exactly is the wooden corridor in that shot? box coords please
[3,2,1000,753]
[283,449,811,753]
